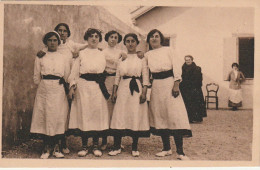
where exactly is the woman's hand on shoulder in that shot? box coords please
[37,50,46,58]
[120,52,127,61]
[137,51,144,59]
[72,50,79,58]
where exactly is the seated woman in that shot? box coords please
[30,31,70,159]
[179,55,207,123]
[68,28,110,157]
[108,33,150,157]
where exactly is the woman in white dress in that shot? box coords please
[37,23,88,153]
[99,30,123,150]
[68,28,110,157]
[145,29,192,160]
[108,33,150,157]
[30,31,70,159]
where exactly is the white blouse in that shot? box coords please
[144,47,182,81]
[33,51,70,85]
[103,47,124,74]
[68,48,106,86]
[114,54,150,86]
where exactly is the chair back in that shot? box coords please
[206,83,219,97]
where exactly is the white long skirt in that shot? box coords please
[30,80,69,136]
[69,78,109,131]
[228,88,243,107]
[229,89,242,104]
[110,79,150,131]
[149,77,191,135]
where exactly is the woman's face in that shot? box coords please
[47,35,58,52]
[125,36,137,54]
[87,32,99,48]
[232,65,238,71]
[149,32,161,49]
[185,57,193,65]
[108,33,118,47]
[57,26,68,42]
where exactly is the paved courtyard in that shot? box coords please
[2,109,253,161]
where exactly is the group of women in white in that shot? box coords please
[30,23,192,160]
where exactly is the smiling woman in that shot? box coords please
[67,28,110,158]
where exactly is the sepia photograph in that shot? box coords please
[0,0,259,168]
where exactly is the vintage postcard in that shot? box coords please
[0,0,259,168]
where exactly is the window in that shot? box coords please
[238,37,254,78]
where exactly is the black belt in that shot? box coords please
[42,75,69,94]
[104,71,116,77]
[80,73,110,100]
[123,76,140,95]
[152,69,174,79]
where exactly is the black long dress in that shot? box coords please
[180,62,207,123]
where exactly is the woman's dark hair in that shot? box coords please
[185,55,194,61]
[84,28,102,42]
[42,31,61,45]
[123,33,140,45]
[54,23,71,37]
[105,30,122,43]
[146,29,165,45]
[232,62,239,68]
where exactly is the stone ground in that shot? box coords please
[2,109,253,161]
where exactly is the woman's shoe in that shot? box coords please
[93,148,102,157]
[40,152,50,159]
[155,150,172,157]
[53,151,65,158]
[100,144,108,151]
[78,149,88,157]
[177,154,190,160]
[108,149,121,156]
[132,151,140,157]
[62,147,70,154]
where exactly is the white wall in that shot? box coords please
[136,7,254,109]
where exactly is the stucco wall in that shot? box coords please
[135,7,254,109]
[2,4,140,149]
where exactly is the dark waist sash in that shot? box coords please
[104,71,116,77]
[42,75,68,94]
[152,69,174,79]
[80,73,110,100]
[123,76,140,95]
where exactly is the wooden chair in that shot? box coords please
[205,83,219,109]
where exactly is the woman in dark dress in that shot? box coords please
[180,55,207,123]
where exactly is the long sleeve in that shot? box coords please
[169,48,182,82]
[226,71,232,81]
[33,57,41,85]
[239,71,246,82]
[193,66,203,88]
[141,58,150,86]
[68,57,80,87]
[69,40,88,52]
[114,60,121,86]
[63,56,71,82]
